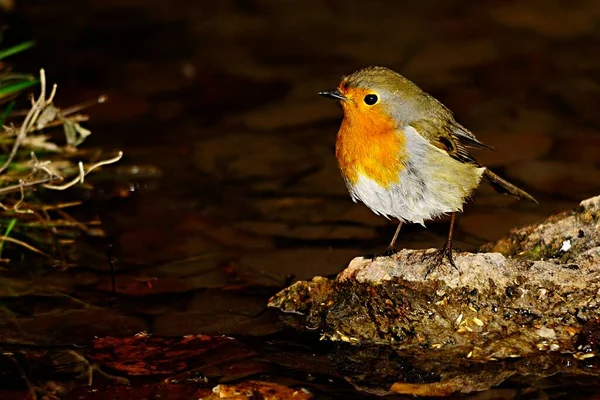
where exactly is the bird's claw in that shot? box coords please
[424,243,457,277]
[366,246,397,260]
[383,246,398,257]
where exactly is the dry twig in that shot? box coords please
[0,68,123,263]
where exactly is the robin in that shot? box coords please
[319,66,537,275]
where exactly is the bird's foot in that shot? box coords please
[366,246,397,260]
[383,245,398,257]
[424,244,458,278]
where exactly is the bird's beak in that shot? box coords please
[318,89,346,101]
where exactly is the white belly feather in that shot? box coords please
[346,126,485,225]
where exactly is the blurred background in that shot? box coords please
[6,0,600,336]
[1,0,600,396]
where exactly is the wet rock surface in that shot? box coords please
[269,195,600,394]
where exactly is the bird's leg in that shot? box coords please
[441,212,457,268]
[384,221,403,256]
[425,212,458,277]
[366,221,403,259]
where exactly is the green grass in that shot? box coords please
[0,218,17,258]
[0,42,38,101]
[0,100,15,126]
[0,78,39,100]
[0,41,35,60]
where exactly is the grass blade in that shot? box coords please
[0,78,39,100]
[0,218,17,258]
[0,41,35,60]
[0,100,15,126]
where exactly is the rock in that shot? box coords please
[483,194,600,259]
[268,195,600,394]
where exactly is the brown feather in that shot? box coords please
[483,169,538,203]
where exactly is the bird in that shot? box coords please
[318,66,537,275]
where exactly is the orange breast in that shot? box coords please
[335,108,406,188]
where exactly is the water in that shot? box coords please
[1,0,600,398]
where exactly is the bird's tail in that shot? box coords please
[483,169,538,203]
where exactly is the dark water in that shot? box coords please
[1,0,600,398]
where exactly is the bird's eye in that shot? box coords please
[364,94,378,105]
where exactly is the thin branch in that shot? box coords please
[0,176,58,196]
[54,209,89,232]
[11,179,32,213]
[0,235,50,256]
[60,95,107,117]
[43,151,123,190]
[8,94,105,117]
[41,201,82,211]
[46,83,57,104]
[0,68,54,174]
[35,114,89,130]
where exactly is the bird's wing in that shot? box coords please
[409,118,482,164]
[410,118,477,164]
[410,118,537,203]
[451,122,494,151]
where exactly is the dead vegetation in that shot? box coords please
[0,43,122,267]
